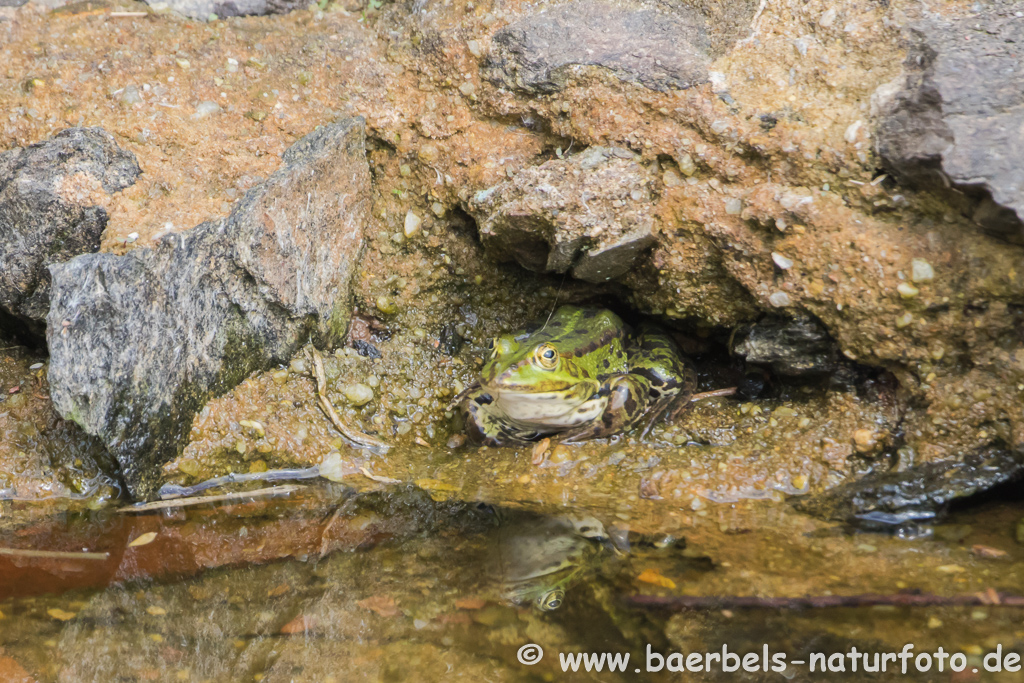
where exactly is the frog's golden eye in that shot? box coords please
[534,343,559,369]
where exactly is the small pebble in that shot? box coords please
[896,282,919,298]
[768,291,791,307]
[724,198,742,215]
[911,258,934,283]
[404,210,422,238]
[771,252,793,269]
[343,384,374,406]
[895,312,913,328]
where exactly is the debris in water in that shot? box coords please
[128,532,158,547]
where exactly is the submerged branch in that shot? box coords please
[0,548,110,561]
[627,590,1024,610]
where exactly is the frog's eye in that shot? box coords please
[537,590,564,611]
[534,344,559,369]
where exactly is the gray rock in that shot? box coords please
[144,0,306,20]
[485,0,711,94]
[468,147,657,283]
[795,446,1024,524]
[731,314,837,376]
[46,118,371,499]
[0,128,140,343]
[875,1,1024,240]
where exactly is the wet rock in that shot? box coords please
[795,446,1024,523]
[144,0,306,20]
[730,315,837,376]
[0,128,140,343]
[468,146,657,283]
[46,118,371,499]
[875,1,1024,240]
[485,0,711,94]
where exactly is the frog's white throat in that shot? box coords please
[493,389,607,428]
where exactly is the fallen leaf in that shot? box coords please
[267,583,291,597]
[145,606,167,616]
[454,597,487,610]
[46,608,77,621]
[531,438,550,465]
[357,595,400,617]
[971,545,1008,559]
[636,568,676,589]
[279,614,318,634]
[128,532,158,547]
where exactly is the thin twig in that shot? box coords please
[691,387,738,401]
[0,548,110,561]
[309,347,389,451]
[109,11,148,16]
[627,591,1024,611]
[359,466,401,485]
[118,485,304,513]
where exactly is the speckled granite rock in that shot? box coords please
[0,127,139,343]
[485,0,711,93]
[46,118,371,499]
[468,146,658,283]
[145,0,306,20]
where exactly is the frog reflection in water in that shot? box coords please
[495,513,607,611]
[458,306,697,445]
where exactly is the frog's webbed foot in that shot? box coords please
[461,388,540,446]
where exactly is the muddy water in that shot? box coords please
[2,483,1023,682]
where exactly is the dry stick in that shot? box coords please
[0,548,110,561]
[627,591,1024,611]
[309,347,389,451]
[690,387,738,401]
[118,485,304,513]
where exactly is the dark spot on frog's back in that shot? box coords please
[475,393,494,405]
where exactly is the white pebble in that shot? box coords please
[896,282,919,298]
[911,258,934,283]
[769,291,791,307]
[772,252,793,269]
[404,210,422,238]
[725,198,743,215]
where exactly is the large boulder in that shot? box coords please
[875,0,1024,240]
[46,118,372,499]
[0,128,140,343]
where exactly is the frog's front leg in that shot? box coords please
[559,374,651,443]
[461,386,540,446]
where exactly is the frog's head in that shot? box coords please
[480,333,583,392]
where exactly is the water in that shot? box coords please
[2,482,1024,682]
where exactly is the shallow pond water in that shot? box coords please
[2,483,1024,682]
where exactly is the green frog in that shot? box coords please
[457,306,696,445]
[495,513,607,611]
